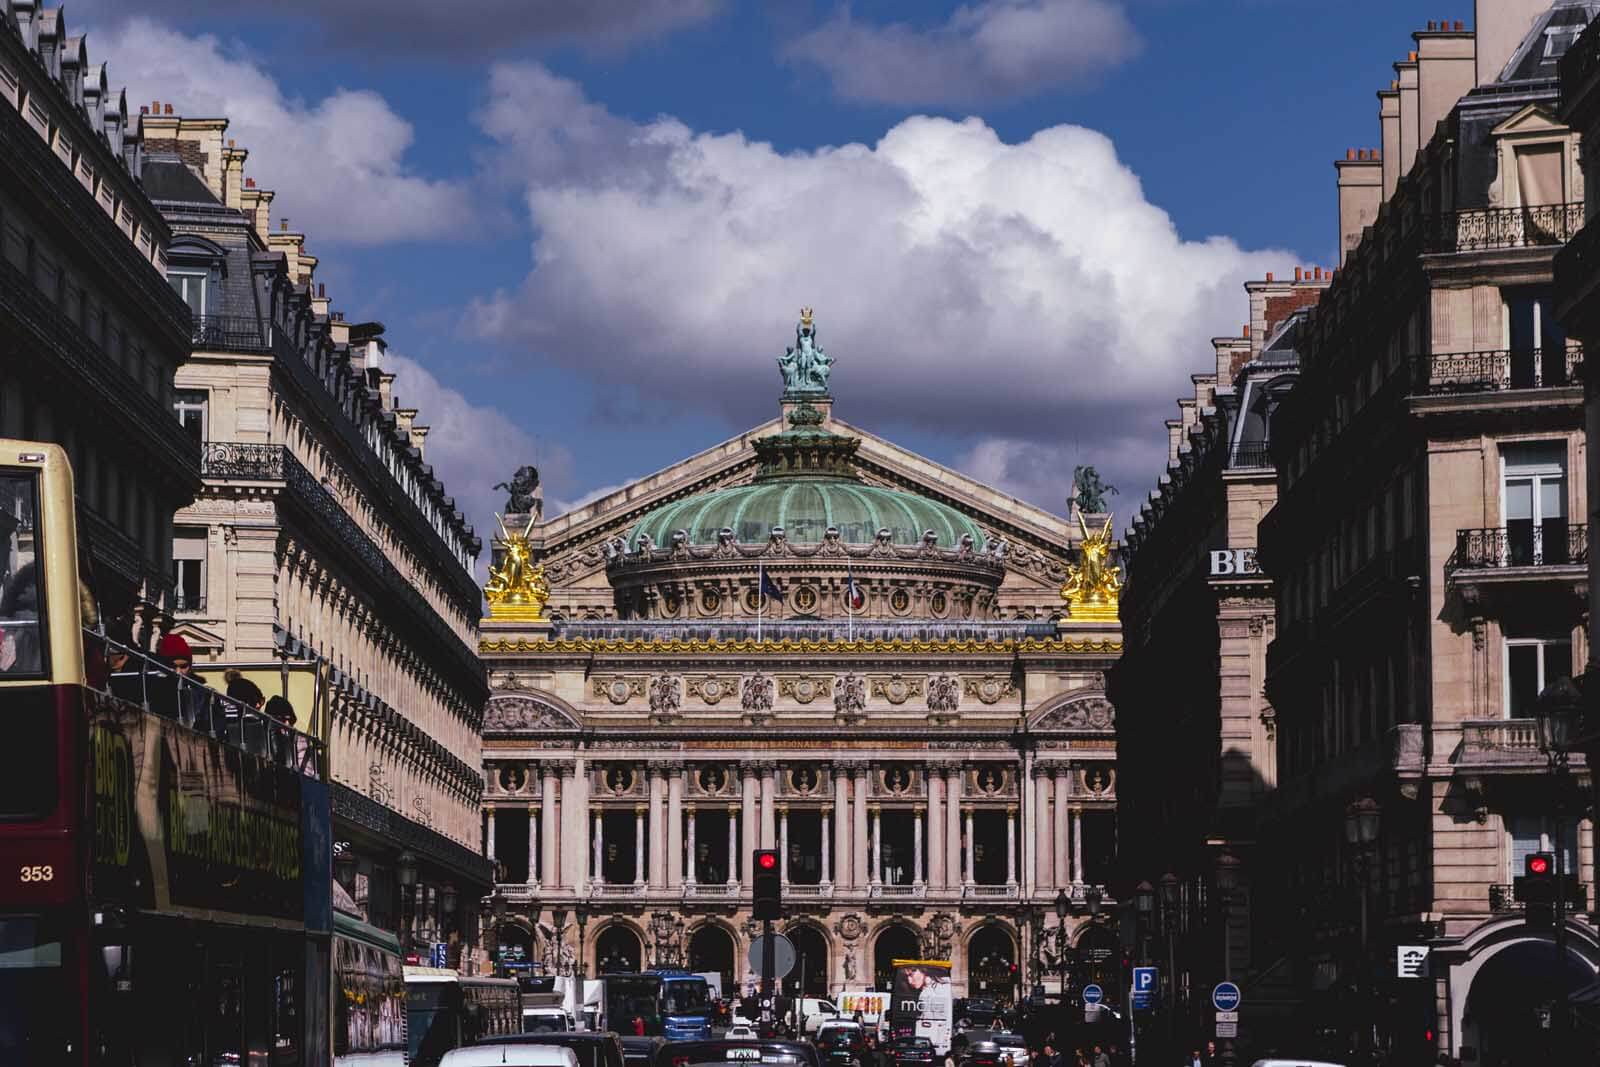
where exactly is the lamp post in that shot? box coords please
[1343,798,1380,1055]
[396,851,419,961]
[1536,676,1583,1060]
[1159,874,1181,1048]
[1133,882,1154,1062]
[489,891,508,976]
[1055,888,1071,1006]
[1214,853,1241,1067]
[576,902,591,981]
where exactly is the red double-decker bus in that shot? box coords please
[0,440,333,1065]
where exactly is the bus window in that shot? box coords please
[0,916,66,1062]
[0,472,44,678]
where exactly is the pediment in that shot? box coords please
[1491,104,1564,138]
[483,691,582,733]
[1029,689,1115,732]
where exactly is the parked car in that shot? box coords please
[726,1026,758,1041]
[885,1036,935,1067]
[952,1031,1026,1067]
[478,1031,627,1067]
[620,1036,666,1067]
[657,1039,819,1067]
[441,1046,580,1067]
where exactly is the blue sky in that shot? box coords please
[83,0,1467,542]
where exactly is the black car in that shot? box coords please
[884,1037,935,1067]
[815,1023,867,1067]
[952,1031,1026,1067]
[624,1036,669,1067]
[654,1039,820,1067]
[475,1030,628,1067]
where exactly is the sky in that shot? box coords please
[74,0,1464,548]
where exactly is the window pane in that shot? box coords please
[1540,476,1566,521]
[1505,479,1533,521]
[1546,641,1572,685]
[1508,644,1539,717]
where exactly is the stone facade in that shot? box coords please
[138,111,492,959]
[480,330,1123,1002]
[0,2,197,630]
[1259,5,1599,1059]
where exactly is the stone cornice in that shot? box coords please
[480,636,1119,656]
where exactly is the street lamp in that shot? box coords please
[397,851,419,960]
[1536,676,1583,1058]
[1214,853,1241,1067]
[576,902,591,981]
[1158,874,1181,1046]
[1054,888,1071,1002]
[1343,799,1381,1055]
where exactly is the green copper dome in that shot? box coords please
[629,479,987,549]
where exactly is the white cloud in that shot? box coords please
[785,0,1141,106]
[383,354,581,574]
[96,20,474,244]
[77,0,718,55]
[471,64,1289,509]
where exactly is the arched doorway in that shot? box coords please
[595,924,644,974]
[874,924,922,990]
[967,925,1017,1003]
[1461,938,1593,1062]
[1074,923,1120,1005]
[783,924,830,996]
[689,924,738,998]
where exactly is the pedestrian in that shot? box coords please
[1201,1041,1218,1067]
[631,1014,646,1036]
[1092,1045,1109,1067]
[1186,1048,1202,1067]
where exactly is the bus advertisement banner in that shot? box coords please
[89,691,307,922]
[891,959,953,1053]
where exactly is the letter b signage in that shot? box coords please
[1208,549,1259,577]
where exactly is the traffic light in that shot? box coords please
[1515,851,1556,928]
[753,848,781,920]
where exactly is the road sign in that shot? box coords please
[1212,982,1241,1012]
[429,942,449,968]
[1084,1005,1101,1023]
[1131,967,1156,1010]
[1396,945,1430,979]
[747,932,797,979]
[1215,1022,1238,1039]
[1215,1011,1239,1024]
[1082,984,1104,1006]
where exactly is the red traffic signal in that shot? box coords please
[752,849,782,919]
[1527,853,1552,877]
[758,851,778,870]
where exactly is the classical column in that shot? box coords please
[760,763,777,849]
[727,806,740,886]
[741,764,759,889]
[914,806,925,886]
[821,809,833,885]
[559,763,581,890]
[541,768,559,891]
[686,806,698,886]
[832,765,851,887]
[1033,768,1053,888]
[1006,805,1017,886]
[1072,808,1084,885]
[945,767,963,890]
[853,767,869,887]
[667,765,684,889]
[649,767,667,888]
[635,806,647,886]
[592,810,604,886]
[1020,750,1034,897]
[870,807,883,884]
[779,806,790,883]
[527,804,539,887]
[1053,767,1071,886]
[927,766,945,888]
[963,808,975,886]
[485,805,497,862]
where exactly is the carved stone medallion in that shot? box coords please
[871,673,923,706]
[780,675,831,705]
[965,674,1017,705]
[687,674,739,706]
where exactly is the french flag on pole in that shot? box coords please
[844,569,865,612]
[759,568,784,601]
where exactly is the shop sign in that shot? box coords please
[1208,548,1260,576]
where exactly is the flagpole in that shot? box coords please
[758,562,764,644]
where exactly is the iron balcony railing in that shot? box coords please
[1418,344,1584,394]
[1448,523,1589,571]
[188,313,275,353]
[200,440,284,480]
[1424,202,1585,253]
[174,593,207,614]
[1225,444,1273,469]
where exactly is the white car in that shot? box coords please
[440,1046,581,1067]
[1248,1060,1346,1067]
[726,1026,758,1040]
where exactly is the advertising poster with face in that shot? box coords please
[891,959,952,1053]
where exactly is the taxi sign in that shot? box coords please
[727,1050,762,1060]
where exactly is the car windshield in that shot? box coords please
[664,981,709,1013]
[0,472,44,679]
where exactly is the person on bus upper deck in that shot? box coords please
[225,668,264,708]
[264,694,297,728]
[157,632,195,676]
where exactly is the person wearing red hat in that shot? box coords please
[156,632,193,675]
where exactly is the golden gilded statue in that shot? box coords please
[1061,512,1121,621]
[485,513,550,620]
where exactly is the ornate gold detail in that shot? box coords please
[481,637,1121,655]
[485,513,550,620]
[871,673,923,705]
[800,306,814,329]
[1061,513,1121,621]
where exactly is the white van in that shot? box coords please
[797,996,842,1036]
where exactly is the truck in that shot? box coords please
[650,968,714,1040]
[890,959,953,1055]
[583,973,663,1035]
[838,991,892,1035]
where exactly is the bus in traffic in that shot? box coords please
[0,441,334,1064]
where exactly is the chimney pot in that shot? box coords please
[1265,272,1274,282]
[1454,20,1462,31]
[228,138,235,147]
[245,177,255,188]
[1242,324,1250,337]
[280,218,288,232]
[164,103,173,115]
[319,283,326,298]
[152,100,159,112]
[1314,266,1323,280]
[1427,20,1436,30]
[1347,148,1356,160]
[1295,267,1303,281]
[139,105,148,114]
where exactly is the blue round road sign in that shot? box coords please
[1212,982,1241,1012]
[1082,984,1104,1006]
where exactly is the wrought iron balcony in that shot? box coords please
[1424,203,1585,253]
[1225,444,1273,469]
[174,593,206,614]
[1417,345,1583,394]
[200,440,284,481]
[189,314,273,353]
[1447,524,1588,572]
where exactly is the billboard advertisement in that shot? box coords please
[891,959,953,1053]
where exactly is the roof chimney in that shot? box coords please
[1294,267,1302,281]
[1265,272,1274,282]
[163,102,173,115]
[245,177,255,188]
